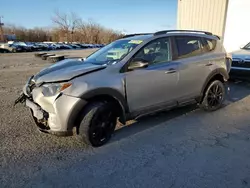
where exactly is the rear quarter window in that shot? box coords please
[203,38,217,51]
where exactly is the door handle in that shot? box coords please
[165,68,177,74]
[205,63,213,66]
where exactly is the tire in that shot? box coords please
[77,101,117,147]
[200,80,226,111]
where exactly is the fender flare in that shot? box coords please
[199,68,229,101]
[80,88,129,124]
[207,68,229,81]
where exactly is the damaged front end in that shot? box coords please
[14,75,34,105]
[14,59,102,136]
[14,75,50,131]
[15,74,86,137]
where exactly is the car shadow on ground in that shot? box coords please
[110,80,250,144]
[111,104,197,143]
[227,80,250,102]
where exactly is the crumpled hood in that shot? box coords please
[33,59,105,84]
[231,49,250,59]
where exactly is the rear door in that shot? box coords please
[173,36,213,101]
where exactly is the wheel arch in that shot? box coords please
[198,68,229,103]
[78,88,128,125]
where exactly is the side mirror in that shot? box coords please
[128,58,149,70]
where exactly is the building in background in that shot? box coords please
[177,0,250,52]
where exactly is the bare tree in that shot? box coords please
[76,18,123,44]
[52,11,81,42]
[3,11,123,43]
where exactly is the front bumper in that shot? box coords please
[24,87,87,136]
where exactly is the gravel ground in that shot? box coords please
[1,50,250,188]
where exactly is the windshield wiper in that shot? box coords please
[91,59,120,66]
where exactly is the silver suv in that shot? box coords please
[15,30,231,147]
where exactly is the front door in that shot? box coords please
[125,37,179,113]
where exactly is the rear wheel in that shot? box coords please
[200,80,226,111]
[77,101,117,147]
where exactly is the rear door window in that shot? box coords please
[175,36,204,59]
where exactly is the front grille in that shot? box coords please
[232,60,250,68]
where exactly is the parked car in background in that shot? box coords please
[25,42,43,51]
[87,44,94,48]
[62,44,73,49]
[0,47,9,53]
[1,41,103,53]
[45,44,54,51]
[16,30,231,147]
[79,44,90,49]
[1,43,30,52]
[70,44,81,49]
[230,42,250,80]
[35,43,49,51]
[49,43,61,50]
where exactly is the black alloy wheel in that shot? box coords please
[201,80,226,111]
[89,107,116,146]
[207,84,224,107]
[78,101,117,147]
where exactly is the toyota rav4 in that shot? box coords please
[15,30,231,147]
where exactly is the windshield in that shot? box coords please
[85,39,143,65]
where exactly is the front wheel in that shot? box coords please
[200,80,226,111]
[77,101,117,147]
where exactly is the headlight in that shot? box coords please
[41,82,72,97]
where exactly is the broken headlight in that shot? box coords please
[41,82,72,97]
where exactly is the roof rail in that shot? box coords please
[214,35,221,40]
[122,33,152,38]
[154,30,213,36]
